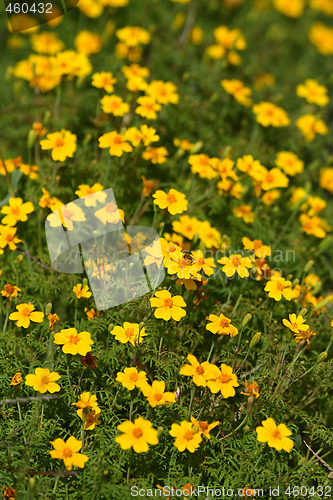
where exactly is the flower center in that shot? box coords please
[105,202,117,213]
[196,365,204,375]
[166,193,177,204]
[219,373,232,384]
[69,333,79,344]
[10,206,20,216]
[232,256,241,267]
[154,393,163,401]
[271,429,282,440]
[276,281,285,291]
[184,430,194,441]
[21,306,32,317]
[62,447,73,458]
[133,428,143,438]
[163,298,173,308]
[129,373,138,382]
[41,376,50,385]
[55,137,64,148]
[125,328,135,339]
[113,135,123,144]
[199,422,209,431]
[219,318,229,328]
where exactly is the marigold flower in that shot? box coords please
[1,284,21,298]
[256,418,293,452]
[73,284,92,299]
[265,276,294,301]
[136,96,161,119]
[189,154,218,180]
[110,322,147,346]
[198,221,221,248]
[3,484,15,500]
[241,380,260,398]
[54,328,93,356]
[49,436,88,470]
[71,392,99,420]
[299,213,327,238]
[25,368,61,393]
[80,352,98,369]
[273,0,305,17]
[116,417,159,453]
[98,131,133,156]
[146,80,179,105]
[101,95,130,116]
[75,30,102,55]
[190,415,219,439]
[179,354,216,387]
[0,225,22,253]
[233,205,254,223]
[206,313,238,337]
[294,328,317,345]
[9,303,44,328]
[242,237,271,258]
[116,26,151,47]
[39,188,63,211]
[218,253,253,278]
[116,367,148,390]
[92,71,117,93]
[40,129,77,162]
[253,102,290,127]
[191,249,215,276]
[10,370,23,386]
[275,151,304,177]
[47,203,86,231]
[153,189,188,215]
[1,197,34,227]
[84,409,101,430]
[282,313,309,333]
[142,146,169,164]
[206,364,239,398]
[75,184,107,207]
[221,79,252,107]
[296,114,328,142]
[150,290,186,321]
[48,312,60,330]
[309,22,333,56]
[169,421,202,453]
[297,79,329,107]
[320,167,333,194]
[94,202,123,225]
[141,380,176,407]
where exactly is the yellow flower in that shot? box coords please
[240,380,260,398]
[110,322,147,346]
[94,202,124,225]
[189,154,219,180]
[0,225,22,253]
[218,254,253,278]
[206,313,238,337]
[275,152,304,176]
[116,26,151,47]
[92,71,117,93]
[73,284,92,299]
[75,183,107,207]
[190,416,219,439]
[1,284,21,298]
[153,189,188,215]
[9,303,44,328]
[296,114,328,142]
[299,214,327,238]
[10,370,23,386]
[253,102,290,127]
[48,313,60,330]
[296,79,329,107]
[98,131,133,156]
[179,354,216,387]
[49,436,88,470]
[25,368,61,393]
[71,392,99,420]
[75,30,102,55]
[256,418,294,452]
[221,79,252,107]
[116,417,158,453]
[136,96,161,119]
[282,313,309,333]
[39,188,63,211]
[1,197,34,226]
[142,146,169,164]
[309,0,333,15]
[169,421,202,453]
[206,364,239,398]
[146,80,179,105]
[191,249,216,276]
[309,22,333,56]
[116,367,148,390]
[294,328,317,345]
[40,129,77,162]
[264,276,294,301]
[84,409,102,430]
[100,95,130,116]
[141,380,176,407]
[232,205,254,223]
[273,0,305,17]
[150,290,186,321]
[242,237,271,258]
[47,203,86,231]
[54,328,93,356]
[320,167,333,194]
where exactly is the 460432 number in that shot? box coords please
[5,3,53,14]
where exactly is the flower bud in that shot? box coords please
[82,278,88,288]
[45,303,52,316]
[192,425,200,434]
[249,331,261,348]
[292,278,299,287]
[189,140,203,154]
[108,323,114,331]
[157,426,164,438]
[299,308,307,317]
[314,295,333,310]
[28,477,36,489]
[43,110,51,125]
[317,351,328,364]
[242,313,252,327]
[304,260,314,273]
[27,129,36,149]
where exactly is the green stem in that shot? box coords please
[2,308,10,335]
